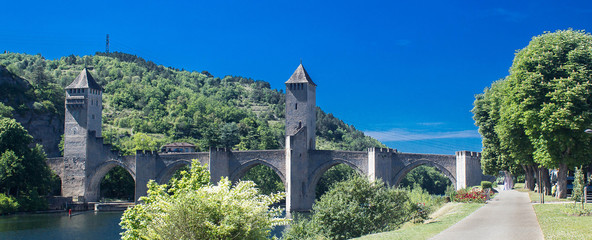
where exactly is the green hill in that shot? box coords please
[0,52,384,155]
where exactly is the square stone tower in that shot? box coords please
[285,63,317,211]
[62,68,103,201]
[285,63,316,150]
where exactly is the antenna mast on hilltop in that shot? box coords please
[106,34,110,54]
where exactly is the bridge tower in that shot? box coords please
[62,68,103,202]
[285,63,317,211]
[285,63,316,150]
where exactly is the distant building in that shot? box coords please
[161,142,196,153]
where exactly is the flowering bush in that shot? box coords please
[453,188,488,203]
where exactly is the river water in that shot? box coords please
[0,211,123,240]
[0,211,285,239]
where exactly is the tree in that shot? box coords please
[400,165,452,195]
[473,29,592,198]
[120,160,288,240]
[506,30,592,198]
[240,165,285,195]
[132,132,158,152]
[0,117,53,210]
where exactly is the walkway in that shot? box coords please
[431,189,544,240]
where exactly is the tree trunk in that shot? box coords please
[523,165,534,190]
[541,167,552,195]
[557,163,568,199]
[532,165,540,193]
[503,171,513,190]
[525,165,536,191]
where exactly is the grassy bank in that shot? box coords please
[355,202,483,240]
[533,204,592,240]
[514,182,592,239]
[513,183,568,203]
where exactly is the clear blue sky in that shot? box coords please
[2,0,592,154]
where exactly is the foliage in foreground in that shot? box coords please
[120,159,288,240]
[283,176,435,240]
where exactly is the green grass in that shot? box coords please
[533,204,592,240]
[513,183,568,203]
[355,202,483,240]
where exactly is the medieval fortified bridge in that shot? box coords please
[47,65,491,212]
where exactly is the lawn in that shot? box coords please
[513,183,568,203]
[355,202,483,240]
[533,203,592,240]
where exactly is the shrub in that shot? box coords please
[0,193,19,214]
[120,160,288,240]
[283,176,420,240]
[481,181,493,190]
[452,188,488,203]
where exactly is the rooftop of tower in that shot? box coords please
[285,63,316,86]
[66,68,102,90]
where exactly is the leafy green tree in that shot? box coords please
[240,165,285,195]
[284,176,419,240]
[400,165,452,195]
[120,160,288,240]
[0,103,13,118]
[0,117,53,210]
[132,132,158,152]
[572,166,585,207]
[315,164,357,199]
[505,30,592,198]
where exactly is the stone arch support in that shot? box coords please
[86,159,136,202]
[392,160,456,189]
[307,158,366,199]
[228,159,286,187]
[156,160,192,184]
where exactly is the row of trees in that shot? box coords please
[473,29,592,198]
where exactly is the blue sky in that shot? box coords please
[2,0,592,154]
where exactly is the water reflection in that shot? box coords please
[0,211,123,240]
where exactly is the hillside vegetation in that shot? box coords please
[0,52,384,155]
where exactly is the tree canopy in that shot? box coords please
[473,29,592,197]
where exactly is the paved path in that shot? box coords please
[431,190,544,240]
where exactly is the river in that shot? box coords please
[0,211,286,239]
[0,211,123,240]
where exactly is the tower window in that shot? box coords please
[295,103,297,110]
[92,114,95,119]
[298,121,302,129]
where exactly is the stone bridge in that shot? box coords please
[46,65,491,212]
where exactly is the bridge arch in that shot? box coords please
[229,158,286,187]
[392,160,456,188]
[87,159,136,201]
[156,160,192,184]
[307,158,365,198]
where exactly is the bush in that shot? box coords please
[0,193,19,214]
[120,160,288,240]
[453,188,488,203]
[283,176,420,240]
[481,181,493,190]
